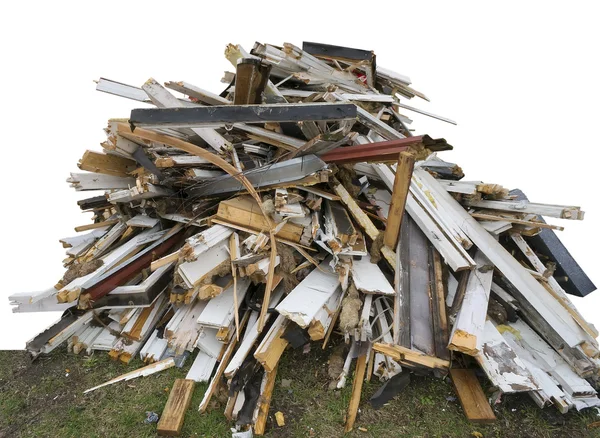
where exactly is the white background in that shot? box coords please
[1,1,598,349]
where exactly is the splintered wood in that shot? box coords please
[12,40,599,436]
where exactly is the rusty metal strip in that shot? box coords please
[320,135,452,164]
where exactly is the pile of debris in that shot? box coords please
[10,41,599,435]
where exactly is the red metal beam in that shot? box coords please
[77,231,184,309]
[320,135,451,165]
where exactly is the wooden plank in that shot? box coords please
[500,320,597,398]
[311,287,343,342]
[177,243,230,288]
[450,369,496,423]
[497,325,571,412]
[253,366,278,435]
[332,179,395,269]
[254,314,289,372]
[197,278,251,330]
[408,218,435,357]
[410,169,473,250]
[471,213,564,231]
[67,172,136,191]
[78,150,137,177]
[430,249,450,360]
[235,58,271,105]
[216,196,304,243]
[258,232,278,332]
[464,198,584,221]
[383,152,415,249]
[351,254,394,295]
[74,219,119,232]
[343,354,367,433]
[394,215,411,346]
[150,251,179,272]
[373,343,450,370]
[185,351,218,383]
[332,180,379,240]
[448,251,494,356]
[155,155,212,168]
[164,80,231,106]
[275,260,340,328]
[476,321,539,393]
[157,379,195,436]
[229,233,241,340]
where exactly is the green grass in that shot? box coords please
[1,345,599,438]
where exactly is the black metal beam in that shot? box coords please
[302,41,374,62]
[130,103,357,128]
[511,189,596,297]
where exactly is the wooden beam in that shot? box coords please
[235,58,271,105]
[471,213,565,231]
[157,379,195,436]
[393,215,411,346]
[229,233,241,340]
[164,81,231,106]
[216,196,304,244]
[464,198,584,221]
[372,343,450,370]
[258,232,278,332]
[383,152,415,249]
[450,369,496,423]
[448,251,494,356]
[344,354,367,433]
[254,314,289,371]
[150,251,179,272]
[253,366,278,435]
[430,249,450,360]
[74,219,118,232]
[78,150,137,177]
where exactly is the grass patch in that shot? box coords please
[1,346,600,438]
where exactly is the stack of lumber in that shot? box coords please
[9,40,599,435]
